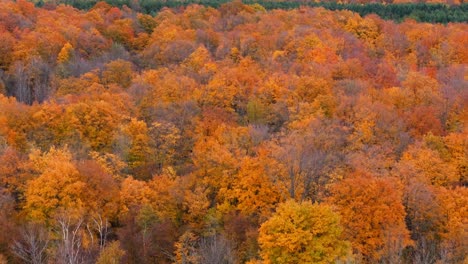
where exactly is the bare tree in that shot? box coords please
[380,229,407,264]
[11,224,49,264]
[28,57,52,103]
[414,238,438,264]
[10,61,31,104]
[277,118,346,202]
[56,215,84,264]
[9,57,52,105]
[198,235,236,264]
[86,214,110,251]
[279,134,327,201]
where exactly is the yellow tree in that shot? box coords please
[191,122,248,205]
[57,42,73,64]
[21,154,118,244]
[401,71,441,107]
[23,147,87,223]
[183,185,211,232]
[119,176,152,215]
[174,231,200,264]
[436,186,468,263]
[0,95,33,151]
[102,59,134,89]
[224,154,287,222]
[147,170,184,224]
[148,121,181,172]
[397,142,458,186]
[442,133,468,185]
[28,101,76,150]
[67,99,121,152]
[0,29,15,71]
[96,241,125,264]
[115,118,152,180]
[258,200,349,264]
[183,46,211,73]
[182,45,217,83]
[75,160,120,222]
[344,14,381,49]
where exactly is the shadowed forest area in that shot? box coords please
[0,0,467,263]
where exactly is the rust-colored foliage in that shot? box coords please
[329,173,412,262]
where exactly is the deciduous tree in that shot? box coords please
[258,200,349,264]
[329,173,411,262]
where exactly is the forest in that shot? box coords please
[0,0,467,263]
[36,0,468,23]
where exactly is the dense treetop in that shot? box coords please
[0,0,466,263]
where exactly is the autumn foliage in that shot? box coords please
[0,0,466,263]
